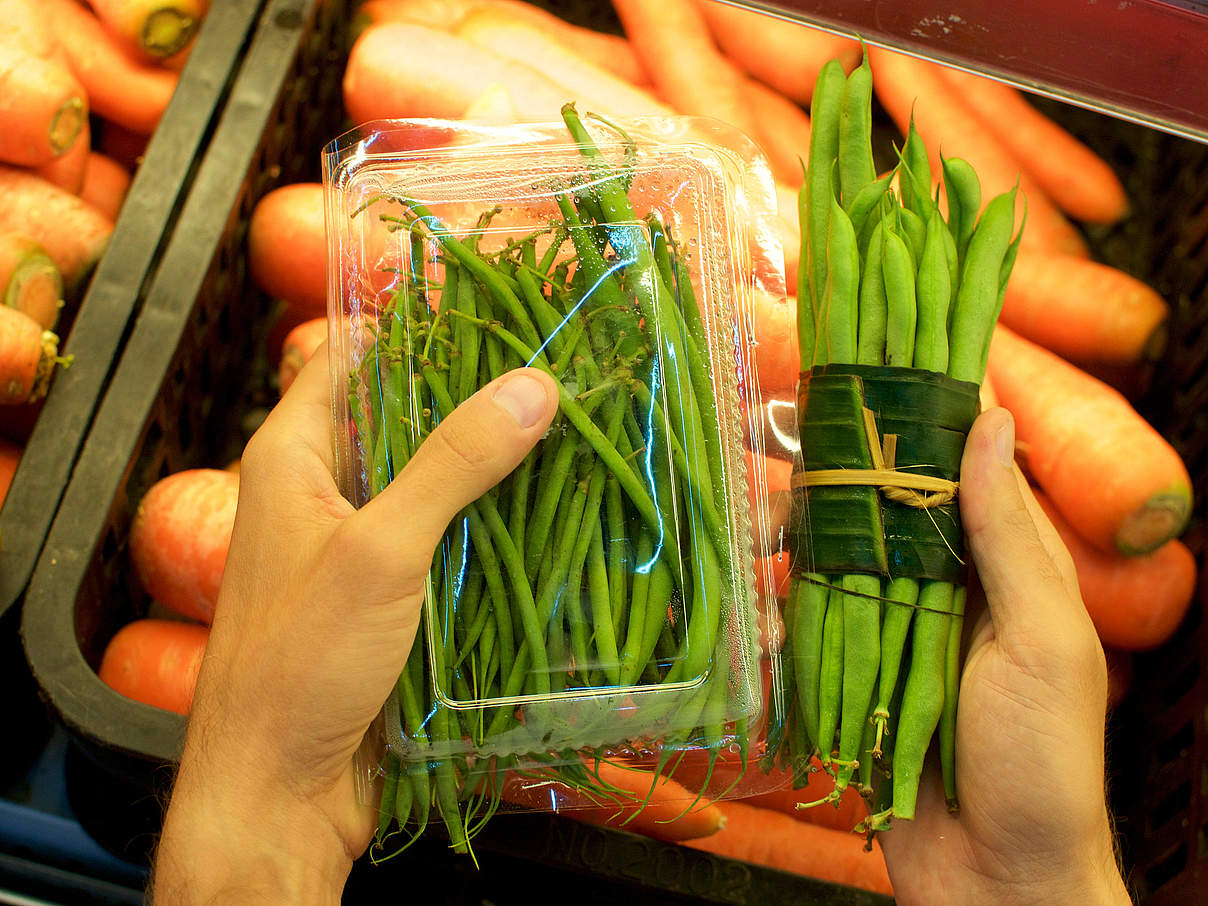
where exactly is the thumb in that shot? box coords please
[959,407,1086,649]
[351,367,558,563]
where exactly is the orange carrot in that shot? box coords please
[0,436,20,506]
[979,371,998,410]
[694,0,862,104]
[357,0,649,86]
[35,117,91,194]
[278,317,326,395]
[612,0,761,142]
[0,47,88,167]
[79,151,133,222]
[685,801,893,895]
[774,181,801,292]
[755,552,791,599]
[84,0,207,59]
[1000,251,1168,366]
[455,11,673,119]
[344,23,570,124]
[0,166,113,293]
[740,78,811,188]
[867,46,1088,259]
[46,0,179,134]
[248,182,326,319]
[751,290,800,391]
[1036,491,1195,651]
[0,233,62,330]
[667,751,868,833]
[129,468,239,623]
[938,67,1128,224]
[988,325,1191,555]
[0,305,65,404]
[502,759,725,842]
[0,0,59,54]
[98,618,209,715]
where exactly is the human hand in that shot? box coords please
[152,346,558,905]
[878,407,1132,905]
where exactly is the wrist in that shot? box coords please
[154,757,353,905]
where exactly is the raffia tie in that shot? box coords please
[790,407,958,509]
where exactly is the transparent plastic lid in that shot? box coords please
[324,112,789,773]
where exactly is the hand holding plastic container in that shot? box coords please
[323,105,791,855]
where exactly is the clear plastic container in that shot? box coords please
[323,110,794,842]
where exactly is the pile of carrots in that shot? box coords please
[0,0,206,506]
[92,0,1199,897]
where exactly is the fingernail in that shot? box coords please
[995,414,1015,467]
[493,373,549,428]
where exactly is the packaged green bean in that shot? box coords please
[776,52,1023,835]
[323,110,795,856]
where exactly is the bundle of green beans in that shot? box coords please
[768,53,1023,830]
[350,106,757,857]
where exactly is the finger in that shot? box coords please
[350,367,558,564]
[244,341,336,476]
[1013,468,1080,598]
[959,407,1083,646]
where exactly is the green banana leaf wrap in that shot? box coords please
[788,364,981,585]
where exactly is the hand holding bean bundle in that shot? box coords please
[878,408,1130,906]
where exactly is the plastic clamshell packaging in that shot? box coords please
[323,114,793,807]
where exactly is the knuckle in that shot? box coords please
[427,417,495,472]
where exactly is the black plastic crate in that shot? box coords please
[19,2,1208,903]
[0,0,269,784]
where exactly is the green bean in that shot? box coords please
[805,60,847,327]
[397,198,541,348]
[941,155,981,264]
[797,183,814,367]
[394,766,414,830]
[605,476,628,641]
[940,586,966,812]
[977,207,1025,378]
[948,188,1018,383]
[507,449,535,571]
[838,51,876,207]
[882,226,918,367]
[525,429,579,582]
[892,582,953,819]
[835,573,881,790]
[824,198,860,365]
[430,705,468,851]
[846,171,895,248]
[816,585,845,765]
[349,393,374,487]
[871,577,919,760]
[898,119,932,218]
[855,220,887,366]
[453,570,491,670]
[896,206,927,265]
[762,600,796,771]
[447,309,673,559]
[587,521,621,684]
[424,361,550,691]
[616,521,654,683]
[790,576,829,754]
[857,713,876,796]
[377,753,400,843]
[914,209,952,373]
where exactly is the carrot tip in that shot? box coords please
[50,98,87,156]
[142,9,200,58]
[1116,488,1191,556]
